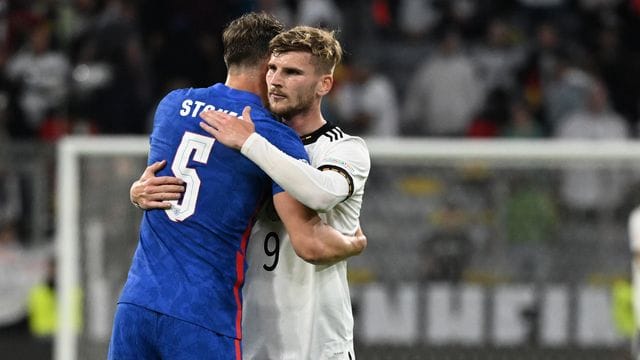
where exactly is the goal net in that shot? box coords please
[56,136,640,360]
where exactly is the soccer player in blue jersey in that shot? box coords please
[133,26,370,359]
[108,13,365,360]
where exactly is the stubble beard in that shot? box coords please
[270,91,314,120]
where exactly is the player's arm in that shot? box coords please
[199,107,350,212]
[130,160,185,210]
[273,191,366,265]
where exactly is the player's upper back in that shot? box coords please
[142,84,308,283]
[127,83,307,337]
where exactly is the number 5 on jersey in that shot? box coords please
[166,132,215,222]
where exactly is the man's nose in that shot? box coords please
[269,76,283,88]
[269,73,282,86]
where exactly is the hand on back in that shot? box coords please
[130,160,184,210]
[199,106,256,150]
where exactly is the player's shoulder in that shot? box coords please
[164,87,197,99]
[157,87,202,109]
[158,87,186,103]
[162,84,236,104]
[153,88,192,122]
[244,106,276,124]
[254,114,298,139]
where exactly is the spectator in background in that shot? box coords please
[0,80,9,140]
[5,20,70,138]
[403,27,482,136]
[136,0,231,102]
[296,0,342,29]
[557,79,629,213]
[466,88,510,138]
[517,21,562,134]
[69,0,150,134]
[256,0,294,27]
[332,57,400,137]
[471,17,526,96]
[543,51,594,135]
[438,0,485,41]
[53,0,100,51]
[516,0,574,33]
[396,0,439,39]
[591,24,640,133]
[502,99,544,138]
[0,171,21,230]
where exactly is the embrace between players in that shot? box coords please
[108,12,370,360]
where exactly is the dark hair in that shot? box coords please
[269,26,343,74]
[222,12,285,68]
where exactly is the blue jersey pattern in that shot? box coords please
[118,83,308,340]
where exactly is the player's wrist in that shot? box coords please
[351,234,366,256]
[237,130,254,148]
[131,197,143,209]
[130,182,144,209]
[240,132,263,156]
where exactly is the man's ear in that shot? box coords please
[317,74,333,96]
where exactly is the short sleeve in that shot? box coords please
[316,137,370,196]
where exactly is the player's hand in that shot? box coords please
[351,226,367,256]
[130,160,184,210]
[199,106,255,150]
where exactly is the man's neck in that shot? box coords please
[225,64,268,105]
[284,107,327,137]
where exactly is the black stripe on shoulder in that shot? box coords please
[327,128,344,142]
[300,122,344,145]
[318,164,354,199]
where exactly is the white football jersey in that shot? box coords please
[242,124,370,360]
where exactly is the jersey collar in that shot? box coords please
[300,122,336,145]
[212,83,264,108]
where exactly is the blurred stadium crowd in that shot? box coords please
[0,0,639,141]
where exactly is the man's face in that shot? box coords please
[266,51,321,118]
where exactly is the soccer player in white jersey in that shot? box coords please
[132,26,369,359]
[199,26,370,360]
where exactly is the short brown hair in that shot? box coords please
[223,12,285,68]
[269,26,343,74]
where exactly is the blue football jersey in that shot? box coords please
[118,83,308,340]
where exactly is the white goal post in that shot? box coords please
[55,136,640,360]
